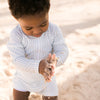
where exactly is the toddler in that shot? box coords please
[7,0,68,100]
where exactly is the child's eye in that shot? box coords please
[40,23,47,27]
[26,27,33,30]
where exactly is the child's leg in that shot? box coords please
[13,88,30,100]
[42,96,58,100]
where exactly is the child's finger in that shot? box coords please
[43,72,52,82]
[47,53,51,62]
[52,54,56,61]
[46,78,52,82]
[45,78,52,82]
[50,67,55,76]
[50,70,55,76]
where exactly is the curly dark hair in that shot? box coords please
[8,0,50,19]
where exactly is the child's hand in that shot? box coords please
[44,53,57,82]
[39,54,57,82]
[39,59,54,82]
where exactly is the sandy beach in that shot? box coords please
[0,0,100,100]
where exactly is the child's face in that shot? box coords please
[17,13,49,37]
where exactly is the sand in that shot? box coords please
[0,0,100,100]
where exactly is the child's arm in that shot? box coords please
[52,25,69,66]
[7,31,40,73]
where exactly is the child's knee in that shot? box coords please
[42,96,58,100]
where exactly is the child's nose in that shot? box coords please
[33,28,42,34]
